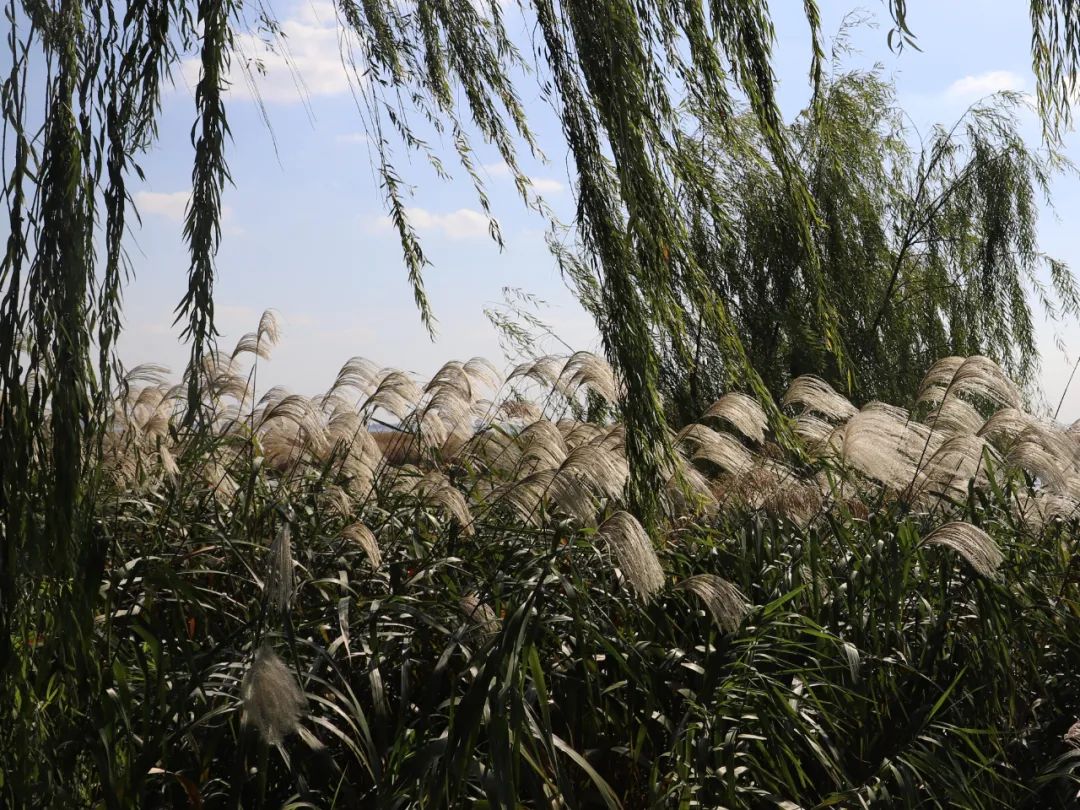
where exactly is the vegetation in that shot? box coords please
[6,1,1080,807]
[657,55,1080,421]
[4,319,1080,806]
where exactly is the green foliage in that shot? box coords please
[2,343,1080,807]
[659,54,1079,423]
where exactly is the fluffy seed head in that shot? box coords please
[677,574,749,632]
[268,524,295,612]
[459,593,500,636]
[782,376,857,421]
[343,522,381,569]
[597,511,666,601]
[704,392,767,444]
[924,521,1003,579]
[241,644,306,745]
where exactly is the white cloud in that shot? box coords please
[335,131,370,145]
[135,190,189,222]
[944,70,1025,101]
[369,206,493,240]
[181,0,353,104]
[529,177,564,194]
[135,189,239,234]
[482,160,564,195]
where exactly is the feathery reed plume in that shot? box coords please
[924,396,985,437]
[267,524,295,613]
[560,351,619,403]
[923,521,1003,579]
[463,356,502,392]
[342,522,381,569]
[978,407,1036,445]
[508,355,563,389]
[919,355,1021,409]
[841,403,944,489]
[912,435,998,498]
[459,593,500,636]
[676,574,749,632]
[517,419,569,471]
[231,331,272,360]
[663,461,718,517]
[793,414,841,455]
[241,644,307,746]
[597,511,665,601]
[398,470,475,534]
[258,394,331,459]
[782,376,857,420]
[1065,720,1080,748]
[677,423,755,475]
[704,392,767,444]
[159,444,180,481]
[123,363,173,387]
[559,420,605,448]
[917,356,966,399]
[327,356,381,399]
[200,459,238,504]
[1006,426,1076,490]
[258,309,282,346]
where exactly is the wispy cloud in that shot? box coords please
[135,189,241,234]
[368,206,494,240]
[944,70,1025,102]
[181,0,353,104]
[134,191,189,223]
[335,131,370,145]
[482,161,565,195]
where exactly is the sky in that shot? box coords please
[111,0,1080,418]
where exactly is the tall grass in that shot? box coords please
[3,312,1080,807]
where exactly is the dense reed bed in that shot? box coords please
[6,311,1080,807]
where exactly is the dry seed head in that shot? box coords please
[159,444,180,481]
[782,376,857,421]
[364,370,422,420]
[241,644,306,746]
[704,392,767,444]
[398,470,475,534]
[124,363,172,387]
[677,423,755,476]
[559,420,605,448]
[978,407,1036,445]
[920,356,1021,410]
[268,524,295,613]
[912,435,998,498]
[917,356,966,400]
[841,403,944,490]
[1065,720,1080,748]
[257,309,282,346]
[677,574,749,633]
[508,355,563,389]
[560,351,619,404]
[663,462,718,518]
[463,356,502,391]
[1007,428,1073,490]
[793,414,840,455]
[924,396,984,437]
[459,593,500,636]
[343,522,381,569]
[597,511,666,601]
[328,356,381,398]
[924,521,1003,579]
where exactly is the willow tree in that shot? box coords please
[656,59,1080,423]
[2,0,1080,671]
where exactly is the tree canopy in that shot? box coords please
[655,54,1080,424]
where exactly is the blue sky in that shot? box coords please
[115,0,1080,417]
